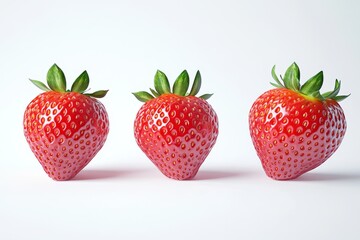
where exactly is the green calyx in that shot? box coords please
[271,62,349,101]
[29,64,108,98]
[132,70,213,102]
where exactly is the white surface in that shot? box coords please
[1,0,360,239]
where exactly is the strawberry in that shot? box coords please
[249,63,349,180]
[133,70,219,180]
[23,64,109,181]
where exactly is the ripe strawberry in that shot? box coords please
[249,63,349,180]
[133,70,219,180]
[23,64,109,181]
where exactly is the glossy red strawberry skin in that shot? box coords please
[24,91,109,180]
[249,88,347,180]
[134,94,218,180]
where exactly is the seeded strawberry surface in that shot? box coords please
[133,70,218,180]
[24,92,109,180]
[249,63,348,180]
[249,88,346,180]
[134,94,218,180]
[24,64,109,180]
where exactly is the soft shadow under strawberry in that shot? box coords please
[73,169,124,180]
[194,170,245,180]
[295,172,360,182]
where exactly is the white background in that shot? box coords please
[1,0,360,239]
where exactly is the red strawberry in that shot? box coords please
[249,63,349,180]
[133,70,219,180]
[23,64,109,181]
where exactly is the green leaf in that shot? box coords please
[173,70,189,96]
[134,69,214,101]
[283,62,300,91]
[71,70,89,93]
[273,63,349,102]
[270,82,284,88]
[322,79,349,102]
[29,79,50,91]
[300,71,323,96]
[334,94,350,102]
[199,93,213,100]
[312,91,324,101]
[189,70,202,96]
[154,70,171,94]
[47,64,66,92]
[271,65,284,88]
[150,88,160,97]
[85,90,109,98]
[132,91,154,102]
[322,79,340,99]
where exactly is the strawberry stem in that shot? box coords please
[29,64,108,98]
[270,62,349,102]
[133,70,213,102]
